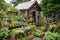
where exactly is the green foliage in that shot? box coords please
[56,24,60,33]
[39,16,45,26]
[10,28,24,36]
[8,6,20,15]
[43,31,60,40]
[41,26,46,31]
[40,0,60,17]
[0,27,10,40]
[0,0,20,27]
[0,9,7,27]
[19,16,26,23]
[18,35,34,40]
[26,24,36,31]
[0,9,6,19]
[0,0,8,12]
[48,24,57,31]
[1,21,8,27]
[7,15,18,27]
[34,30,41,37]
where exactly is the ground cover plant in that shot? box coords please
[43,31,60,40]
[0,0,60,40]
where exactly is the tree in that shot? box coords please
[40,0,60,36]
[40,0,60,17]
[0,0,20,27]
[11,0,30,6]
[0,0,7,27]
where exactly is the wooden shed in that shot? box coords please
[16,1,42,25]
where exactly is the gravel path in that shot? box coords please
[32,37,42,40]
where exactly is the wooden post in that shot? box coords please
[25,10,28,21]
[36,11,39,25]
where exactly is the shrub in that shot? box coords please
[34,30,45,37]
[0,27,10,40]
[39,15,46,26]
[43,31,60,40]
[26,24,36,31]
[10,28,25,36]
[41,26,46,31]
[18,35,35,40]
[1,21,9,27]
[34,30,41,37]
[48,24,57,32]
[56,24,60,33]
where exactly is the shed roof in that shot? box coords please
[16,1,38,10]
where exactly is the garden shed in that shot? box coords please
[16,1,42,25]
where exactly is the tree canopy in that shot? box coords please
[0,0,20,27]
[40,0,60,17]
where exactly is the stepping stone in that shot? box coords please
[32,37,42,40]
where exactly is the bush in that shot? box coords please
[34,30,44,37]
[10,28,25,36]
[18,35,35,40]
[48,24,57,32]
[34,30,41,37]
[29,25,36,31]
[39,16,45,26]
[56,24,60,33]
[43,31,60,40]
[0,27,10,40]
[41,26,46,31]
[26,24,36,31]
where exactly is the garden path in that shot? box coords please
[32,37,42,40]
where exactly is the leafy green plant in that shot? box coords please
[41,26,46,31]
[0,27,10,40]
[34,30,41,37]
[10,28,25,36]
[56,23,60,33]
[39,16,45,26]
[43,31,60,40]
[18,35,34,40]
[34,30,45,37]
[26,24,36,31]
[40,0,60,17]
[1,21,9,27]
[48,24,57,32]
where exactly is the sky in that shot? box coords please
[5,0,41,3]
[31,0,41,3]
[5,0,11,3]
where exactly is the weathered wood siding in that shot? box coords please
[20,2,42,25]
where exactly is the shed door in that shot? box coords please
[32,11,36,23]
